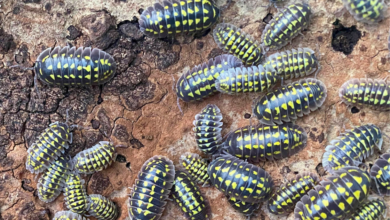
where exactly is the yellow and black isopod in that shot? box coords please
[193,104,223,155]
[223,124,307,163]
[73,141,116,174]
[262,47,321,80]
[215,64,279,94]
[87,194,118,220]
[176,54,243,102]
[294,166,371,220]
[26,121,73,174]
[370,153,390,196]
[339,78,390,111]
[267,173,319,216]
[261,3,312,50]
[213,23,265,65]
[128,155,175,220]
[322,124,382,174]
[345,198,386,220]
[172,171,210,220]
[227,196,260,219]
[53,211,88,220]
[179,152,210,186]
[34,46,116,87]
[208,154,273,203]
[37,156,72,203]
[139,0,220,38]
[342,0,387,24]
[64,173,89,214]
[253,78,327,125]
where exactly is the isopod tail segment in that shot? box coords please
[171,74,184,115]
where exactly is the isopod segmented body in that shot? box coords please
[261,3,312,50]
[73,141,116,174]
[213,23,265,65]
[35,46,116,86]
[342,0,387,24]
[294,167,371,220]
[223,124,307,163]
[64,173,89,214]
[26,121,72,174]
[370,153,390,196]
[87,194,118,220]
[322,124,382,174]
[208,154,273,203]
[215,64,279,94]
[37,156,72,203]
[172,171,210,220]
[53,211,88,220]
[176,54,243,102]
[139,0,220,38]
[193,104,223,155]
[179,152,210,186]
[128,156,175,220]
[262,48,321,80]
[227,196,260,219]
[339,78,390,111]
[253,78,327,125]
[267,173,319,216]
[345,198,386,220]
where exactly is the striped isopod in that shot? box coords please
[213,23,265,65]
[261,3,312,50]
[253,78,327,125]
[370,153,390,196]
[262,47,321,80]
[139,0,220,39]
[26,121,73,174]
[53,211,88,220]
[227,196,260,219]
[207,154,273,203]
[322,124,383,174]
[342,0,387,24]
[179,152,210,186]
[128,156,175,220]
[339,78,390,111]
[294,166,371,220]
[345,198,386,220]
[37,156,72,203]
[87,194,118,220]
[176,54,243,102]
[215,64,279,94]
[223,124,307,163]
[73,141,116,174]
[172,171,210,220]
[193,104,223,155]
[64,173,89,214]
[34,46,116,87]
[267,173,319,216]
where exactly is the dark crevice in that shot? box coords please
[351,106,360,114]
[331,19,362,55]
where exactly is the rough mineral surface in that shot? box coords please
[0,0,390,219]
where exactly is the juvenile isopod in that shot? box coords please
[176,54,243,102]
[322,124,382,174]
[223,123,307,162]
[339,78,390,111]
[253,78,327,125]
[193,104,223,155]
[213,23,265,65]
[261,3,312,50]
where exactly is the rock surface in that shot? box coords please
[0,0,390,219]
